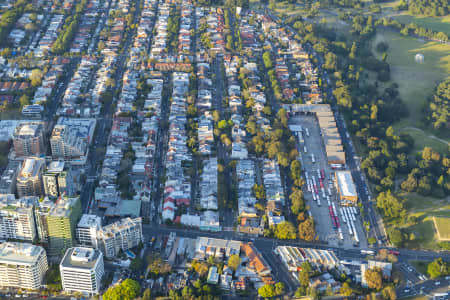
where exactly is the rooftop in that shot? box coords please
[47,161,65,173]
[0,242,45,265]
[336,171,356,197]
[77,214,102,229]
[60,247,101,270]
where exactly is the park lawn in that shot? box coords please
[394,192,450,249]
[392,14,450,36]
[433,216,450,241]
[397,128,448,155]
[371,30,450,153]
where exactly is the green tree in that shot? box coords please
[299,261,312,288]
[298,217,315,241]
[364,267,383,290]
[290,187,305,215]
[389,228,404,246]
[103,279,141,300]
[427,258,449,279]
[340,282,353,296]
[274,282,285,295]
[130,257,143,272]
[274,221,297,240]
[382,286,397,300]
[19,94,30,107]
[142,288,151,300]
[228,254,241,271]
[252,184,266,200]
[30,69,43,87]
[258,284,275,298]
[376,190,404,219]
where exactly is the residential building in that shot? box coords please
[35,196,82,256]
[16,157,45,198]
[207,266,219,284]
[12,122,45,157]
[241,243,271,276]
[0,195,38,241]
[194,237,241,261]
[96,217,143,258]
[50,118,95,165]
[310,273,341,293]
[43,161,73,198]
[0,161,21,195]
[50,125,86,161]
[60,247,104,295]
[0,242,48,290]
[76,214,102,247]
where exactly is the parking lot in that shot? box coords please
[290,115,367,248]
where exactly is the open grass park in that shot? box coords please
[371,30,450,154]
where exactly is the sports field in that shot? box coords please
[371,30,450,153]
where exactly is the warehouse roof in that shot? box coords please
[336,171,356,198]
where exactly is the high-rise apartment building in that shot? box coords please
[96,217,143,258]
[0,242,48,290]
[76,214,102,248]
[12,122,45,157]
[0,195,38,241]
[35,196,82,257]
[43,161,73,199]
[60,247,104,295]
[16,157,45,198]
[0,161,21,195]
[50,125,86,161]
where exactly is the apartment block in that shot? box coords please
[16,157,45,198]
[0,161,21,195]
[43,161,73,198]
[96,217,143,258]
[76,214,102,248]
[12,122,45,157]
[0,242,48,290]
[35,196,82,257]
[0,195,38,242]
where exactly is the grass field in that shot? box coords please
[394,191,450,249]
[433,216,450,241]
[375,0,450,35]
[371,30,450,153]
[392,14,450,36]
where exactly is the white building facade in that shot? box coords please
[60,247,104,295]
[96,217,143,258]
[0,242,48,290]
[76,214,102,248]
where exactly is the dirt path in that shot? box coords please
[401,126,449,146]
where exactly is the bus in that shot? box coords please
[361,249,375,255]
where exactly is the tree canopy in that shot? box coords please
[103,279,141,300]
[274,221,297,240]
[427,258,449,279]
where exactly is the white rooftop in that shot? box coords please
[336,171,356,197]
[0,242,45,265]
